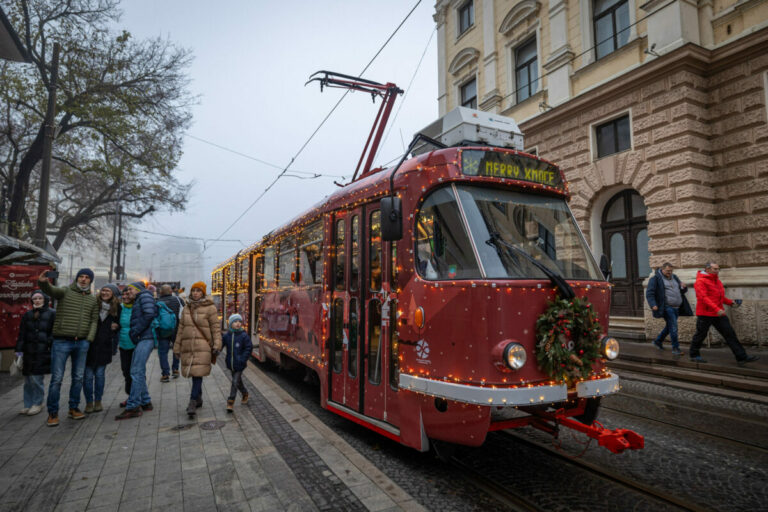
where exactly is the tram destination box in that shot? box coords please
[413,107,524,155]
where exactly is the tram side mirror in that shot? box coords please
[381,196,402,241]
[599,254,612,281]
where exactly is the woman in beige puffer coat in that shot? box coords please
[173,281,221,415]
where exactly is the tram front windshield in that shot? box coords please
[415,185,602,281]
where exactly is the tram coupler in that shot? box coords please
[555,416,644,454]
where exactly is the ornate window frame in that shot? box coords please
[579,0,638,67]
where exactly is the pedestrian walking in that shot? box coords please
[83,284,121,413]
[156,284,183,381]
[645,262,693,356]
[117,287,134,407]
[115,282,158,420]
[15,290,54,416]
[38,268,98,427]
[689,262,760,366]
[222,314,252,412]
[173,281,221,417]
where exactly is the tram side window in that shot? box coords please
[263,246,276,289]
[332,298,343,373]
[253,255,264,292]
[350,215,360,292]
[368,299,382,385]
[348,298,358,378]
[278,237,297,288]
[299,221,324,286]
[416,187,481,280]
[389,302,398,390]
[369,210,382,291]
[240,258,250,290]
[334,219,346,290]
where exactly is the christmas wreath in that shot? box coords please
[535,296,603,382]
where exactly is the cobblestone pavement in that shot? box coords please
[0,354,421,511]
[256,361,768,512]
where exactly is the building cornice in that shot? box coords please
[520,26,768,133]
[498,0,541,36]
[448,46,480,75]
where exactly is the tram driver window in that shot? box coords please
[415,186,482,280]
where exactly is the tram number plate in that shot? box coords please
[461,150,564,190]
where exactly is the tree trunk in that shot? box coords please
[6,124,45,237]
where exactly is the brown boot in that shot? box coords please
[115,408,142,421]
[93,401,103,412]
[226,399,234,413]
[241,393,249,404]
[84,402,94,414]
[47,413,59,427]
[68,408,85,420]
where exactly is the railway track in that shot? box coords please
[498,430,716,512]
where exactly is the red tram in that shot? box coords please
[212,73,643,454]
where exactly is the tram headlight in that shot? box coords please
[503,342,527,370]
[601,336,620,360]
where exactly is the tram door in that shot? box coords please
[251,253,263,359]
[329,210,363,410]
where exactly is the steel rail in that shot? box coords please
[499,430,716,512]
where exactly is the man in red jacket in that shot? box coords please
[689,262,759,365]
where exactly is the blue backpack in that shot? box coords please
[155,302,177,338]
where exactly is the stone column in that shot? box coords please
[435,5,448,116]
[641,0,701,54]
[543,0,573,106]
[479,0,501,112]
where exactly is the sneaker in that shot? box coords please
[27,404,43,416]
[653,339,664,350]
[115,408,142,421]
[68,408,85,420]
[172,370,180,379]
[119,400,128,408]
[671,348,684,356]
[160,375,170,383]
[84,402,94,414]
[737,355,759,367]
[19,407,29,415]
[93,401,103,412]
[241,393,249,404]
[141,402,153,411]
[226,399,235,413]
[47,413,59,427]
[690,355,708,363]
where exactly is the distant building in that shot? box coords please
[434,1,768,343]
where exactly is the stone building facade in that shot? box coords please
[434,0,768,344]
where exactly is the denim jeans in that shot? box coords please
[654,306,680,350]
[24,374,45,408]
[83,365,106,403]
[47,339,89,415]
[125,339,154,410]
[157,338,179,376]
[229,370,247,400]
[191,376,203,401]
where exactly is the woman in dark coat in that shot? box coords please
[15,290,54,416]
[83,284,121,413]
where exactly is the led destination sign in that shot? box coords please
[461,150,564,190]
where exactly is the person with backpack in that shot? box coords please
[222,314,252,412]
[156,284,182,382]
[115,282,158,420]
[83,284,121,413]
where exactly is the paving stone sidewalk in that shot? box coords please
[0,354,423,512]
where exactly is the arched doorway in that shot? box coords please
[601,190,650,317]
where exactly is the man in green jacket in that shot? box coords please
[39,268,99,426]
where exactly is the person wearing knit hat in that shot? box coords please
[83,284,121,414]
[174,280,221,417]
[15,290,55,416]
[222,314,252,412]
[38,268,99,426]
[115,279,159,420]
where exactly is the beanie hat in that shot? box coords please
[128,281,146,292]
[30,289,47,302]
[190,281,207,296]
[228,314,243,329]
[102,283,121,298]
[76,268,95,282]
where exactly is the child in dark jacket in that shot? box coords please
[222,314,252,412]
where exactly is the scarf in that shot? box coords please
[99,301,111,321]
[77,284,90,292]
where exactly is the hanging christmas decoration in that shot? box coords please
[535,296,603,382]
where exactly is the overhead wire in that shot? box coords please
[203,0,423,253]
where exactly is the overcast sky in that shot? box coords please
[118,1,438,282]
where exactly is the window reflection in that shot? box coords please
[299,221,324,286]
[368,300,382,385]
[334,219,345,291]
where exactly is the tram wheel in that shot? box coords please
[574,397,601,425]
